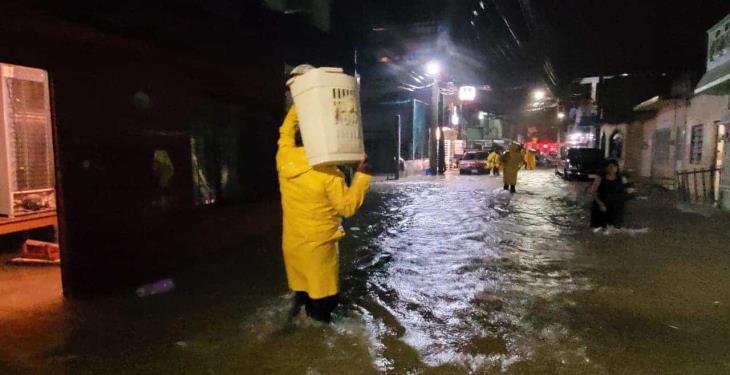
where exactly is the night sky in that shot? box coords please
[339,0,730,106]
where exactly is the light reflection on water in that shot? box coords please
[338,171,599,373]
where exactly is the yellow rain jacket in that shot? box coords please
[276,105,371,299]
[486,151,501,170]
[524,149,537,170]
[501,144,524,186]
[152,150,174,189]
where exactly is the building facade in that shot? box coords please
[0,2,339,296]
[693,13,730,209]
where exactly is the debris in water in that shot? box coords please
[592,227,649,236]
[676,203,715,218]
[627,227,650,236]
[136,278,175,297]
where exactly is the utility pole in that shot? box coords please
[394,115,401,180]
[430,78,440,175]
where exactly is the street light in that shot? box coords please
[426,60,442,175]
[532,89,546,101]
[426,60,441,76]
[557,112,565,120]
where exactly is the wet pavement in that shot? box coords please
[2,169,730,374]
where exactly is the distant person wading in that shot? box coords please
[501,143,524,193]
[486,148,501,176]
[524,148,537,170]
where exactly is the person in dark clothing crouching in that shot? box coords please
[590,159,631,228]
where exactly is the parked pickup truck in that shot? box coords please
[556,147,604,180]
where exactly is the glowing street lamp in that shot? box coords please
[532,89,546,101]
[425,60,441,76]
[426,60,442,175]
[557,112,565,120]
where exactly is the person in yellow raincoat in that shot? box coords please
[276,98,371,323]
[524,148,537,170]
[486,149,501,176]
[501,143,524,193]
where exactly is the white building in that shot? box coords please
[693,13,730,209]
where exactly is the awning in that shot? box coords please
[633,96,682,112]
[695,59,730,95]
[633,96,659,111]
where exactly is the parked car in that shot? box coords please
[556,147,604,180]
[459,151,489,175]
[540,150,559,167]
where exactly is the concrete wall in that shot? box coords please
[684,95,729,169]
[638,118,656,178]
[616,102,687,187]
[652,103,688,185]
[623,121,645,177]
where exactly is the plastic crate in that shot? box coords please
[287,67,365,166]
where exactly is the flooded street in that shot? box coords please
[2,170,730,374]
[340,170,594,373]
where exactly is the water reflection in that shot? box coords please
[338,171,598,372]
[8,170,726,374]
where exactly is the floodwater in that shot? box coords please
[2,170,730,374]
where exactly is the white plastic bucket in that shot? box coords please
[287,67,365,166]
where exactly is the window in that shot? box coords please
[463,152,488,160]
[653,129,670,165]
[609,131,624,159]
[567,148,602,161]
[690,125,703,165]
